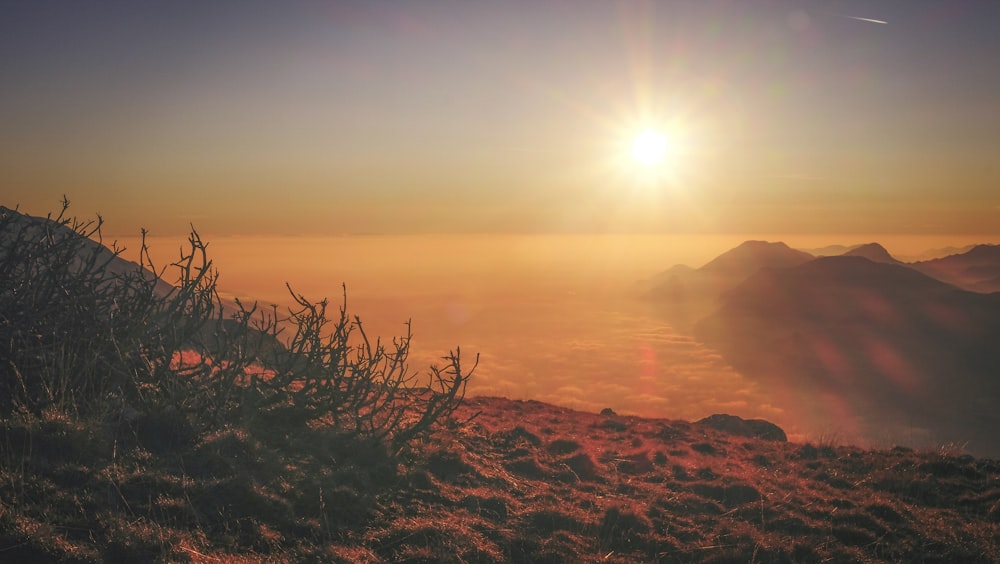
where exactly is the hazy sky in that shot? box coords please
[3,0,999,236]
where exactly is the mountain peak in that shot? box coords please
[841,242,900,264]
[699,240,813,276]
[965,243,1000,259]
[736,240,792,251]
[909,242,1000,292]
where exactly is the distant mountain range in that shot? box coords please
[644,239,1000,456]
[801,243,978,262]
[644,240,1000,311]
[910,244,1000,294]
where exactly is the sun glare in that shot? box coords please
[630,129,669,166]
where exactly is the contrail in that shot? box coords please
[844,15,888,25]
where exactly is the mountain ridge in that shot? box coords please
[1,204,176,298]
[699,240,815,276]
[642,240,816,331]
[841,242,901,264]
[910,243,1000,293]
[694,255,1000,456]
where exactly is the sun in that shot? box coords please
[611,122,689,184]
[630,129,669,166]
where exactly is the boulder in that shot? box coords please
[696,414,787,442]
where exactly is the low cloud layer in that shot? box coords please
[133,233,992,449]
[374,296,790,432]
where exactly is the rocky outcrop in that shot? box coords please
[697,413,787,442]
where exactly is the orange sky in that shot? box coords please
[3,1,1000,237]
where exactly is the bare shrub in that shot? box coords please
[0,198,473,451]
[0,197,190,417]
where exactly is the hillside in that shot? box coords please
[0,204,268,362]
[2,397,998,562]
[695,256,1000,456]
[0,204,175,297]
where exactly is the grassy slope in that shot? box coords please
[2,397,998,563]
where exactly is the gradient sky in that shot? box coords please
[3,0,1000,236]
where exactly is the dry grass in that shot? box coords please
[2,396,999,562]
[374,397,999,563]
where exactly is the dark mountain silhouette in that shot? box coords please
[910,244,1000,293]
[803,244,980,263]
[694,255,1000,456]
[642,241,814,331]
[842,242,901,264]
[699,240,815,277]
